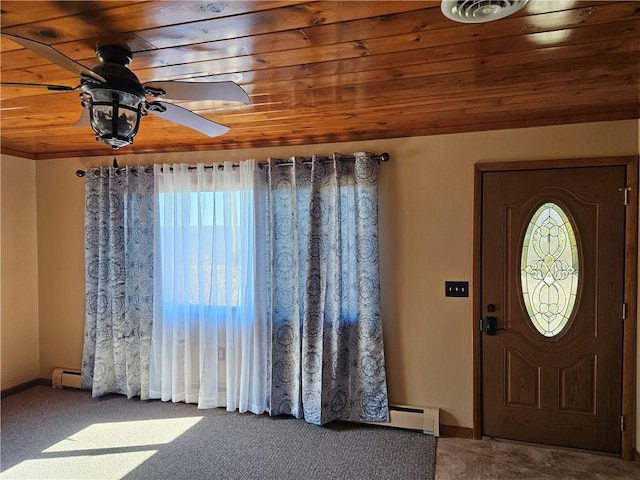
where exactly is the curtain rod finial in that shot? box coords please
[76,170,86,177]
[379,152,390,163]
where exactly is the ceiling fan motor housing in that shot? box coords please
[80,45,147,149]
[441,0,530,23]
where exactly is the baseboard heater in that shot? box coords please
[51,368,82,389]
[366,404,440,436]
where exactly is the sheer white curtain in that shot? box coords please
[148,161,268,413]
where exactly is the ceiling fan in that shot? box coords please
[1,32,250,150]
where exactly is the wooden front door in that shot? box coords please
[481,165,626,453]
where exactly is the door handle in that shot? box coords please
[485,316,498,336]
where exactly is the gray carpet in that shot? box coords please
[1,386,436,480]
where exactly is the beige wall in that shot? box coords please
[1,155,40,390]
[3,119,637,431]
[36,160,86,375]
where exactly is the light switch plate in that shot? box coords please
[445,281,469,297]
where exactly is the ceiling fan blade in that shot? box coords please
[1,81,78,92]
[1,32,106,84]
[148,101,230,137]
[73,108,91,128]
[143,81,250,104]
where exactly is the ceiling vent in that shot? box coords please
[441,0,530,23]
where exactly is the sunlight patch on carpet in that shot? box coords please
[0,451,157,479]
[1,417,204,479]
[43,416,203,452]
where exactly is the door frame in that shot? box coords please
[472,156,638,460]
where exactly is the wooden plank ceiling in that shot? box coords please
[1,0,638,159]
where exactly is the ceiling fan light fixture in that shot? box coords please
[441,0,529,23]
[80,45,148,150]
[82,88,147,150]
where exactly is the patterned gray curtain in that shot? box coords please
[81,166,154,398]
[265,153,389,425]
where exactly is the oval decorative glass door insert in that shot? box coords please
[520,202,579,337]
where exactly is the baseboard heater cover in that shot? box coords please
[51,368,82,389]
[366,404,440,436]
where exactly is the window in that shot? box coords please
[520,202,579,337]
[158,190,252,309]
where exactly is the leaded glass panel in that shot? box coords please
[521,202,579,337]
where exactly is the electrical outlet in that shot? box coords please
[445,281,469,297]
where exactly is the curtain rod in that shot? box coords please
[75,152,390,177]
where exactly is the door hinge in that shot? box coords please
[622,303,627,320]
[479,317,484,332]
[619,187,630,206]
[620,415,625,432]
